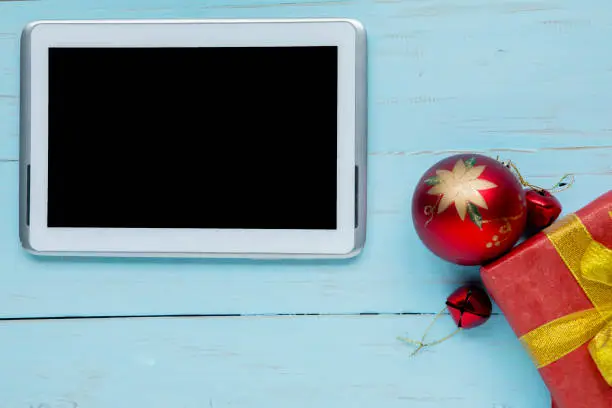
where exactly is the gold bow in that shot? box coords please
[520,212,612,385]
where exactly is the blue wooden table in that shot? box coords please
[1,1,611,407]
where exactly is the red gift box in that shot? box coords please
[481,191,612,408]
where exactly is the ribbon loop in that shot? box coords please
[589,324,612,386]
[582,241,612,286]
[519,213,612,386]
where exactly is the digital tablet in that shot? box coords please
[19,18,367,259]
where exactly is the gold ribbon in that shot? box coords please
[519,212,612,386]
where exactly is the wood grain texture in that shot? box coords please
[0,149,609,318]
[0,0,609,318]
[2,1,612,156]
[0,0,611,406]
[0,315,551,408]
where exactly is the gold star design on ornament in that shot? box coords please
[425,158,498,228]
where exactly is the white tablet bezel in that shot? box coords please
[20,19,367,258]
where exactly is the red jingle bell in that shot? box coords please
[398,284,493,355]
[525,188,562,232]
[446,285,492,329]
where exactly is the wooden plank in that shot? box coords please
[0,0,607,318]
[1,0,612,157]
[0,314,551,407]
[0,1,604,405]
[0,146,608,318]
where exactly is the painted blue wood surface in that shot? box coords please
[1,0,611,406]
[0,315,551,408]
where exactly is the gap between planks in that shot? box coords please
[0,311,501,322]
[121,0,352,12]
[2,144,612,163]
[206,0,352,9]
[369,145,612,156]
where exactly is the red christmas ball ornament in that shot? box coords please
[525,188,562,232]
[412,154,527,266]
[446,285,492,329]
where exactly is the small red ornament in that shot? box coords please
[445,285,492,329]
[524,188,562,232]
[412,154,527,266]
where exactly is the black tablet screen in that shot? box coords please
[47,47,338,229]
